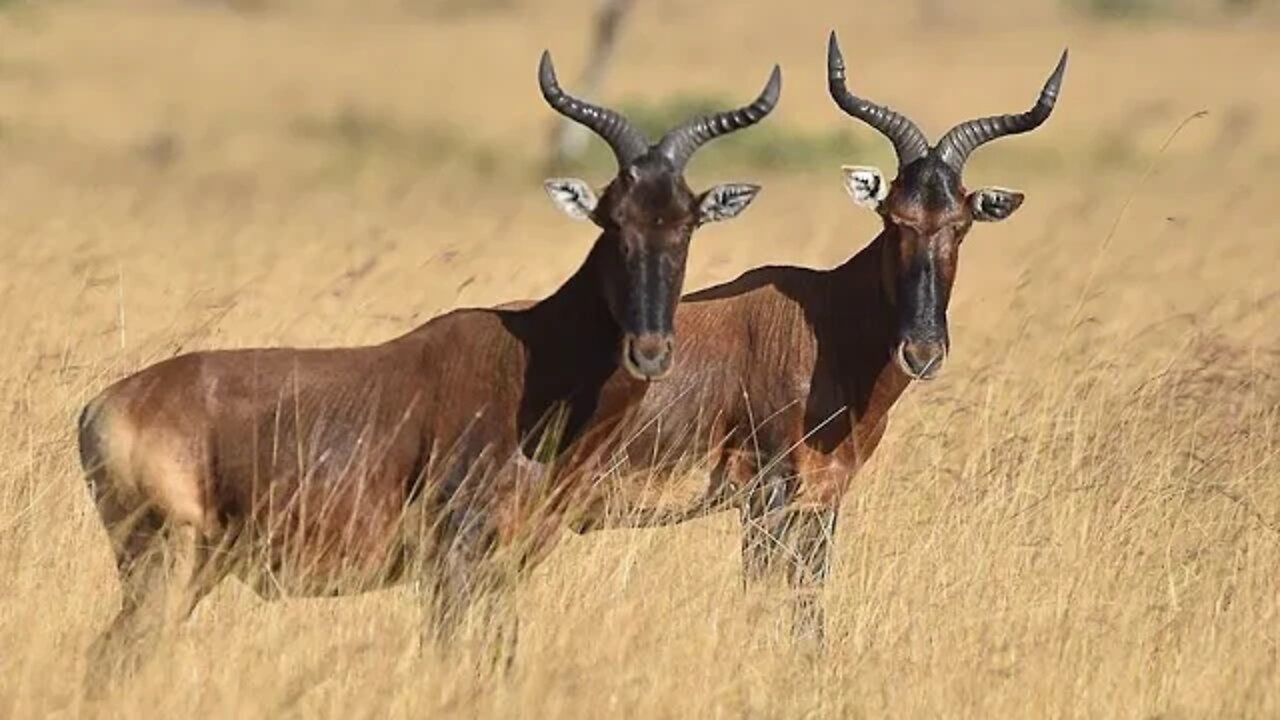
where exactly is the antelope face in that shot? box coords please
[546,155,761,380]
[842,158,1025,381]
[539,50,780,381]
[827,30,1063,381]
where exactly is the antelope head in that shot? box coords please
[828,31,1066,381]
[540,51,781,380]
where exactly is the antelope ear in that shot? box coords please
[697,183,761,224]
[841,165,888,208]
[544,178,598,221]
[969,187,1025,222]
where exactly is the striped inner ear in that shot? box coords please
[698,183,761,224]
[841,165,887,208]
[544,178,598,221]
[969,187,1025,222]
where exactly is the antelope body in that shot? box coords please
[571,33,1068,642]
[77,51,781,690]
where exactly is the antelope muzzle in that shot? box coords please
[893,240,954,381]
[895,337,947,381]
[622,332,675,380]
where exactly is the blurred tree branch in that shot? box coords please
[546,0,635,170]
[918,0,947,26]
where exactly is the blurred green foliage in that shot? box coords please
[292,97,1148,187]
[1067,0,1164,18]
[1065,0,1263,19]
[292,106,504,181]
[550,94,873,177]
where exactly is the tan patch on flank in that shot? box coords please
[100,408,217,535]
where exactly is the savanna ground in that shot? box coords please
[0,0,1277,717]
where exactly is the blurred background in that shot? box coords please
[0,1,1276,717]
[0,0,1274,350]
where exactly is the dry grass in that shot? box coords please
[0,1,1277,717]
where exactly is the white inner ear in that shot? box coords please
[841,165,888,208]
[698,183,761,224]
[544,178,598,221]
[969,186,1025,222]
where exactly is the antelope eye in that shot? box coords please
[892,217,925,233]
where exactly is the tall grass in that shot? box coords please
[0,2,1277,717]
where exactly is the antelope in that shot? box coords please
[571,32,1067,644]
[76,51,780,691]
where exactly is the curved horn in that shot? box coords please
[655,65,782,171]
[539,50,649,167]
[827,31,929,168]
[935,49,1068,172]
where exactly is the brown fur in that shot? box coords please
[568,229,909,641]
[565,38,1063,644]
[76,49,783,687]
[570,167,1024,644]
[76,215,690,692]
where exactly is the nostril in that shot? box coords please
[904,346,925,373]
[899,341,946,379]
[916,352,939,376]
[660,339,676,364]
[625,334,674,378]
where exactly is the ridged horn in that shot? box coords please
[539,50,650,167]
[934,49,1068,172]
[827,30,929,167]
[655,65,782,171]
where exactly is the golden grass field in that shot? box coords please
[0,0,1277,717]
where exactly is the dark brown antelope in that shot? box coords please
[572,32,1067,644]
[76,51,780,691]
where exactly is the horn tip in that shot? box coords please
[827,30,848,80]
[1044,48,1068,95]
[538,50,559,93]
[757,64,781,107]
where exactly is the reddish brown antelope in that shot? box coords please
[572,32,1067,644]
[77,51,780,690]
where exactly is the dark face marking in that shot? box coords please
[593,153,699,380]
[880,155,976,380]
